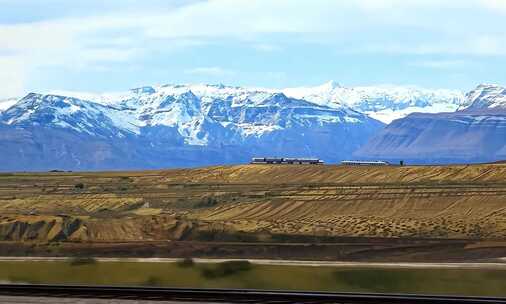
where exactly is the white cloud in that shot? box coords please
[0,56,26,98]
[184,66,236,77]
[481,0,506,12]
[1,1,504,60]
[0,0,505,97]
[470,35,506,55]
[355,34,506,56]
[408,59,469,69]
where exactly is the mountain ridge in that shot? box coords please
[4,81,465,124]
[282,81,465,123]
[0,83,384,171]
[1,82,503,170]
[355,83,506,164]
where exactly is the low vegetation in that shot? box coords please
[69,257,97,266]
[200,261,252,278]
[177,257,195,268]
[1,164,506,245]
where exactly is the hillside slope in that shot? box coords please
[355,84,506,164]
[2,164,506,243]
[158,163,506,184]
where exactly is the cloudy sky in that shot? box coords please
[0,0,505,98]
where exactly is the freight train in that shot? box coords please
[251,157,324,165]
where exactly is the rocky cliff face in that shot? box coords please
[0,215,194,242]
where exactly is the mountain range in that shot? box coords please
[283,81,464,124]
[0,82,504,171]
[354,84,506,164]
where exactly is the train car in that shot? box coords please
[251,157,281,164]
[251,157,324,165]
[297,158,324,164]
[341,160,391,166]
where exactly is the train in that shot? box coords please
[251,157,324,165]
[341,160,392,166]
[250,158,397,166]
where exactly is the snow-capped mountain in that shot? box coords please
[459,84,506,110]
[355,84,506,164]
[0,84,384,171]
[283,81,465,124]
[0,97,18,112]
[2,93,130,137]
[42,84,372,144]
[45,81,465,126]
[0,81,492,170]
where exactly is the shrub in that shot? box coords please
[69,257,97,266]
[74,183,84,189]
[177,257,195,268]
[195,196,218,208]
[143,276,163,286]
[201,260,252,279]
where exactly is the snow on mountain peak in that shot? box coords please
[0,97,19,112]
[283,82,465,123]
[1,93,135,136]
[40,81,465,126]
[4,83,383,148]
[321,80,341,90]
[2,81,471,137]
[130,86,156,95]
[461,83,506,110]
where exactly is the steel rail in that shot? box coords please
[0,284,505,303]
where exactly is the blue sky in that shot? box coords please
[0,0,505,98]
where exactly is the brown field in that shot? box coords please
[2,163,506,261]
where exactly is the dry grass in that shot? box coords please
[1,163,506,242]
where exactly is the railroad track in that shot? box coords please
[0,284,505,303]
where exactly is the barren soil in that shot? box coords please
[2,164,506,261]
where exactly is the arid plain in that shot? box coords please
[2,164,506,261]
